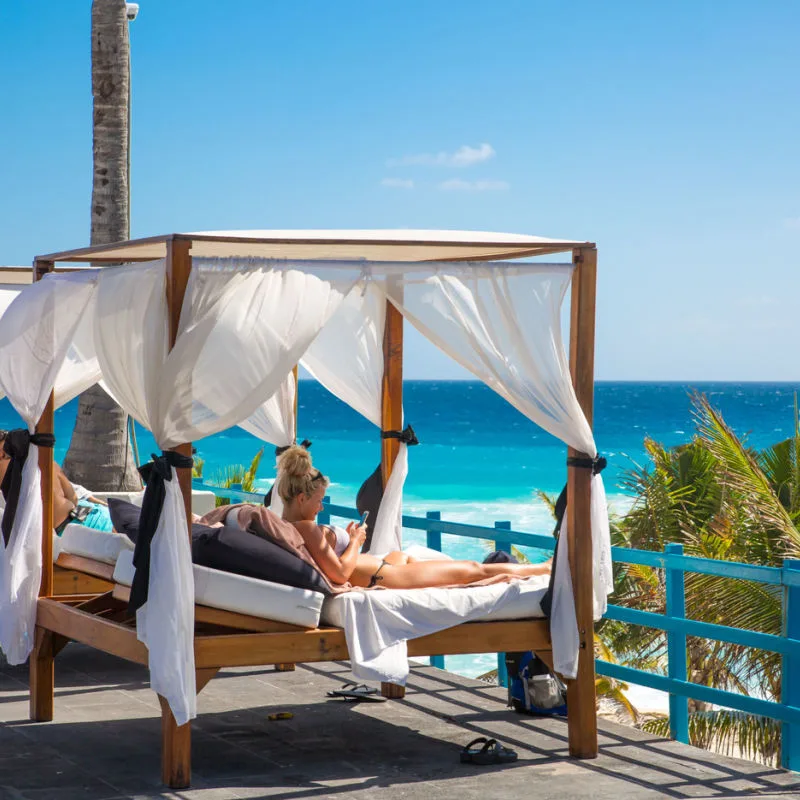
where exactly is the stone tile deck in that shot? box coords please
[1,645,798,799]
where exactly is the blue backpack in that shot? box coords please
[505,651,567,716]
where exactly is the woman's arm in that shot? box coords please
[295,521,365,584]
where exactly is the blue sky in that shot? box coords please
[2,1,800,380]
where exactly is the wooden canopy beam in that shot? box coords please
[566,245,599,759]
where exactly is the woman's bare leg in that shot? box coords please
[377,558,550,590]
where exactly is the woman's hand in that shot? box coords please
[347,521,367,549]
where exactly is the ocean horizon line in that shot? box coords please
[297,377,800,385]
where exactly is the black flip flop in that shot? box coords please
[460,737,518,765]
[326,683,386,702]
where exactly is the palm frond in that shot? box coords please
[693,393,800,557]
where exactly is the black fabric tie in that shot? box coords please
[566,454,607,475]
[0,429,55,546]
[129,450,193,612]
[381,425,419,446]
[275,439,311,457]
[539,453,605,619]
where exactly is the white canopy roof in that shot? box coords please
[38,229,592,264]
[0,268,32,285]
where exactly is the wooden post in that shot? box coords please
[162,237,193,788]
[30,258,56,722]
[566,246,599,758]
[380,300,405,700]
[381,301,403,485]
[165,237,194,539]
[292,364,299,440]
[159,696,191,789]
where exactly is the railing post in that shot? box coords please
[495,521,512,688]
[426,510,442,553]
[426,511,445,670]
[318,496,331,526]
[665,542,689,744]
[782,558,800,771]
[494,520,512,557]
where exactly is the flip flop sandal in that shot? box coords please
[460,737,518,765]
[326,683,386,702]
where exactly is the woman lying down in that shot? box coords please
[202,446,551,591]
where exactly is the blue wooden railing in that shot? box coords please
[193,478,800,771]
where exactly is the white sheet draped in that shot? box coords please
[334,575,550,684]
[0,271,99,664]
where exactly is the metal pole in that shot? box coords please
[665,542,689,743]
[494,520,512,687]
[781,558,800,770]
[426,511,445,670]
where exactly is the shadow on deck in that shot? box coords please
[0,645,798,800]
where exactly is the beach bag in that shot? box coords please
[506,651,567,716]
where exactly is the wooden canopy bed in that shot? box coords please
[20,231,600,789]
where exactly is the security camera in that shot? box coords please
[126,3,139,21]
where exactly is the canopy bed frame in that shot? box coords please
[20,231,599,789]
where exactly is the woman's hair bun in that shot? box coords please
[277,445,313,478]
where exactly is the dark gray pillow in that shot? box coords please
[192,524,330,595]
[107,497,142,541]
[107,498,329,594]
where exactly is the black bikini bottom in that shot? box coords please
[368,559,389,588]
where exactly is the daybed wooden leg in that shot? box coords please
[381,682,405,699]
[29,626,55,722]
[274,663,296,672]
[567,655,598,758]
[196,667,219,694]
[159,695,191,789]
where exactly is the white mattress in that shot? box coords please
[320,579,548,628]
[53,524,134,565]
[93,489,217,516]
[113,548,325,629]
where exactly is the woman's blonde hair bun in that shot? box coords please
[277,445,313,478]
[275,444,329,503]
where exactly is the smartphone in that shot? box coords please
[359,510,370,526]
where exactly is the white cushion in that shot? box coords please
[54,524,134,565]
[92,489,217,516]
[113,548,325,629]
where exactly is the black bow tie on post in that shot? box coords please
[381,425,420,446]
[0,429,55,546]
[128,450,194,613]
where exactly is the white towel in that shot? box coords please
[324,575,550,685]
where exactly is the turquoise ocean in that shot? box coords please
[5,381,799,680]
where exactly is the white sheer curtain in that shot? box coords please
[0,285,103,410]
[0,271,99,664]
[238,374,296,447]
[381,262,612,679]
[93,257,360,723]
[301,279,407,555]
[302,280,385,428]
[238,371,296,515]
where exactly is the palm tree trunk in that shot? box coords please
[62,0,140,491]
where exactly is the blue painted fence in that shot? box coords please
[194,478,800,771]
